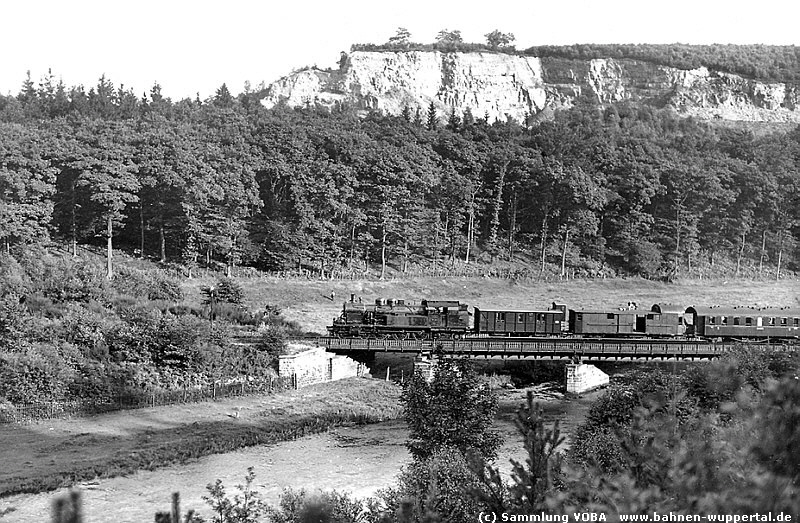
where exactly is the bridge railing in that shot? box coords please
[308,336,790,360]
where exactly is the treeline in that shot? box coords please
[527,43,800,83]
[352,41,800,84]
[2,73,800,279]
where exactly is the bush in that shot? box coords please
[24,253,108,303]
[21,292,64,318]
[211,302,258,325]
[0,253,30,296]
[0,296,29,350]
[254,329,288,369]
[270,488,366,523]
[0,344,73,403]
[568,424,626,471]
[627,241,663,278]
[377,447,488,523]
[402,358,501,462]
[202,277,245,305]
[203,467,268,523]
[112,266,183,302]
[59,303,114,359]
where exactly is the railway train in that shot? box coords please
[327,297,800,340]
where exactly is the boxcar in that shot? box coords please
[570,309,641,336]
[647,303,686,336]
[570,303,685,337]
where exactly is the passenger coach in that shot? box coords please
[684,306,800,338]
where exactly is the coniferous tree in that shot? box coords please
[426,101,438,131]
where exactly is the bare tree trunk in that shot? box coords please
[465,189,477,264]
[759,230,767,277]
[433,215,439,271]
[139,203,145,258]
[380,222,387,280]
[561,227,569,279]
[539,211,549,276]
[674,197,682,274]
[776,230,783,281]
[488,163,507,263]
[507,191,517,261]
[159,223,166,262]
[71,179,77,257]
[106,215,113,279]
[735,230,745,278]
[348,224,355,268]
[403,241,408,274]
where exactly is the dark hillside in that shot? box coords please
[2,59,800,281]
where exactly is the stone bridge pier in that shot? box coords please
[412,354,609,394]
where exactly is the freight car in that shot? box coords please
[327,298,470,338]
[570,303,685,337]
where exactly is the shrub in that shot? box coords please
[568,424,626,471]
[402,358,501,462]
[112,266,183,302]
[470,393,566,515]
[59,303,113,359]
[0,253,30,296]
[0,344,73,403]
[254,329,288,369]
[270,488,366,523]
[203,467,268,523]
[211,302,258,325]
[378,447,489,523]
[202,278,245,305]
[149,314,209,371]
[0,296,29,351]
[34,256,107,303]
[627,241,663,278]
[147,272,184,301]
[21,292,64,318]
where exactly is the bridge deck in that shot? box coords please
[312,336,793,361]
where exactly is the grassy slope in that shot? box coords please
[182,276,800,334]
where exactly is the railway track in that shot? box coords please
[303,336,796,361]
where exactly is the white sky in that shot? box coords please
[3,0,799,101]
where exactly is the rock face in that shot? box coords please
[261,51,800,124]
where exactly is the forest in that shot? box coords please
[1,70,800,281]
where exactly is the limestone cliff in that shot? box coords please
[261,51,800,124]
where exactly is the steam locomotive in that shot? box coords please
[327,298,800,340]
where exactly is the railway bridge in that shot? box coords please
[310,336,795,392]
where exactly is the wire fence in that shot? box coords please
[0,377,295,424]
